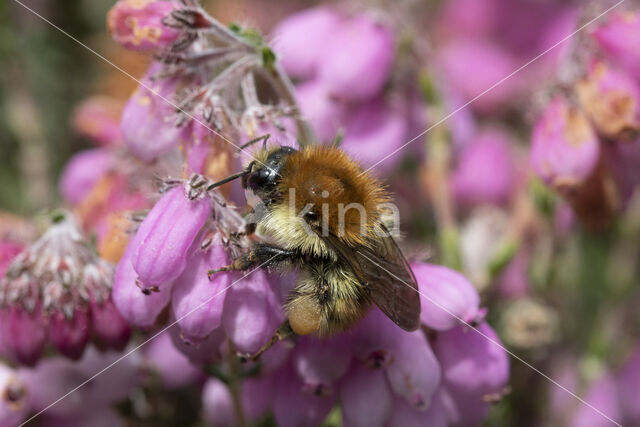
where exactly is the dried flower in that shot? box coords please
[530,97,600,193]
[576,61,640,140]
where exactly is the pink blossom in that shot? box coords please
[131,185,212,290]
[172,236,231,341]
[593,11,640,80]
[452,129,516,206]
[120,64,182,162]
[340,362,393,427]
[412,262,482,331]
[222,270,282,354]
[272,7,343,80]
[107,0,179,52]
[530,97,600,191]
[318,15,395,102]
[59,148,112,205]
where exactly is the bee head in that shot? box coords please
[242,146,296,202]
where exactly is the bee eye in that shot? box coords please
[247,168,272,191]
[305,211,318,221]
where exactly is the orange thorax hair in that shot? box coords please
[277,146,389,247]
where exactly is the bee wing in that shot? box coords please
[324,227,421,331]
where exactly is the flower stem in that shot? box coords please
[226,340,247,427]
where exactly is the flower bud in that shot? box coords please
[340,362,392,427]
[172,236,231,341]
[168,323,225,365]
[107,0,179,51]
[0,364,28,426]
[241,375,274,422]
[385,331,441,410]
[0,304,47,367]
[386,393,448,427]
[593,12,640,80]
[439,385,490,427]
[412,262,482,331]
[59,148,112,205]
[569,372,622,427]
[576,61,640,140]
[48,308,91,360]
[293,334,352,394]
[113,241,172,328]
[433,322,509,399]
[530,97,600,192]
[452,129,516,206]
[272,366,335,427]
[144,332,201,389]
[296,80,346,143]
[71,96,122,146]
[439,40,519,113]
[132,186,211,290]
[272,7,343,79]
[90,298,131,352]
[341,100,407,172]
[319,15,395,101]
[121,64,182,162]
[202,378,236,427]
[222,270,283,354]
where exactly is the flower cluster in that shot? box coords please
[0,212,130,366]
[530,10,640,229]
[273,6,418,171]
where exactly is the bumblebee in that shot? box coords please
[209,143,420,357]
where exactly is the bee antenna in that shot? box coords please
[205,167,251,191]
[237,134,270,152]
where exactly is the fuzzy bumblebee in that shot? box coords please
[209,143,421,358]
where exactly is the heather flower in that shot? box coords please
[71,96,123,146]
[120,63,182,162]
[452,128,516,206]
[434,322,510,403]
[0,212,129,365]
[340,100,408,171]
[412,262,482,331]
[171,234,231,341]
[576,61,640,140]
[340,362,393,427]
[593,12,640,80]
[19,347,140,418]
[569,372,623,427]
[385,329,441,410]
[0,363,28,426]
[272,365,335,427]
[167,323,226,365]
[107,0,179,52]
[438,40,520,113]
[318,15,395,102]
[296,80,346,143]
[130,185,212,291]
[143,332,201,389]
[293,334,352,394]
[59,148,112,205]
[222,269,283,354]
[113,238,173,329]
[202,378,236,427]
[530,97,600,193]
[387,393,448,427]
[241,375,275,421]
[272,7,343,80]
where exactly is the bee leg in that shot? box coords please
[239,320,293,362]
[230,222,256,239]
[207,244,297,279]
